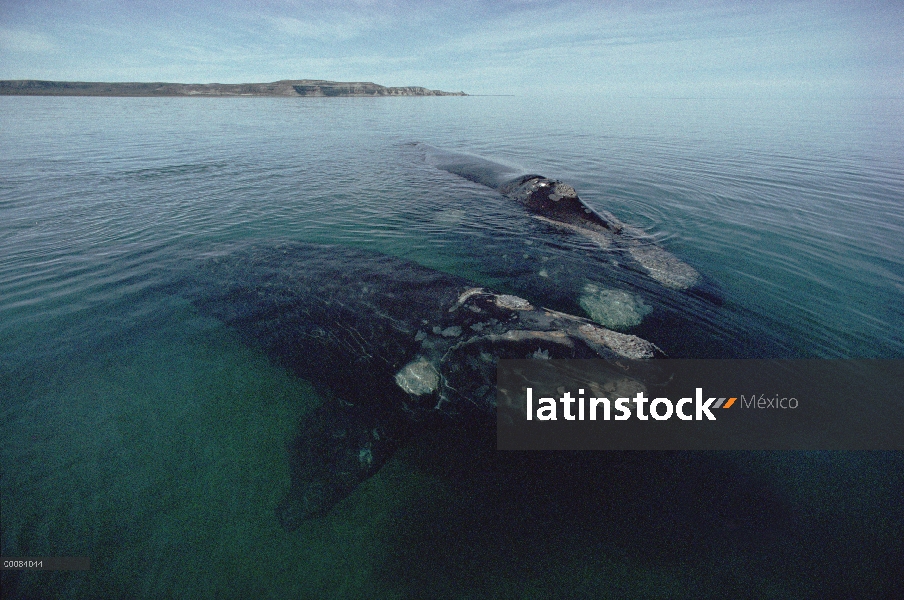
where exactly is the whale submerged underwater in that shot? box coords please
[186,241,663,530]
[182,148,719,529]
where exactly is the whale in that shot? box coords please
[185,241,662,530]
[417,143,701,291]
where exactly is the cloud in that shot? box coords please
[0,1,893,96]
[263,14,384,41]
[0,28,57,53]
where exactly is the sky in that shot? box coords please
[0,0,901,97]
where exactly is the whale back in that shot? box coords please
[186,240,664,527]
[417,142,521,189]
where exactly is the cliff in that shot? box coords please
[0,79,467,97]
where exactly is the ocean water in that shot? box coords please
[1,95,903,598]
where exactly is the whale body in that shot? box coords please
[186,241,661,529]
[417,143,701,290]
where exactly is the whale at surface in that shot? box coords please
[185,241,662,530]
[416,143,701,291]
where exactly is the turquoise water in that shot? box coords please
[1,95,903,597]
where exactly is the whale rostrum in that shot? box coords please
[418,143,701,290]
[186,241,662,529]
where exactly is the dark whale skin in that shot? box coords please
[498,173,626,234]
[187,241,660,529]
[417,143,704,291]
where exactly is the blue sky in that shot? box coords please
[0,1,900,96]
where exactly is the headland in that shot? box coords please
[0,79,467,97]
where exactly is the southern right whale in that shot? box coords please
[186,241,662,529]
[417,143,701,291]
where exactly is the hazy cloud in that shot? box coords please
[264,14,382,41]
[0,28,57,53]
[0,1,898,96]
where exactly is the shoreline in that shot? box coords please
[0,79,467,97]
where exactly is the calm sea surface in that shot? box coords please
[1,96,903,597]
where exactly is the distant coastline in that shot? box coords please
[0,79,467,97]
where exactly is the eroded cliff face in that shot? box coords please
[288,81,465,96]
[0,79,467,97]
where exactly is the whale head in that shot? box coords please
[393,288,662,420]
[498,175,625,233]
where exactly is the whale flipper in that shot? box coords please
[276,398,408,529]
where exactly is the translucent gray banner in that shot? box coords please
[496,360,904,450]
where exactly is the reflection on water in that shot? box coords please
[1,95,903,597]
